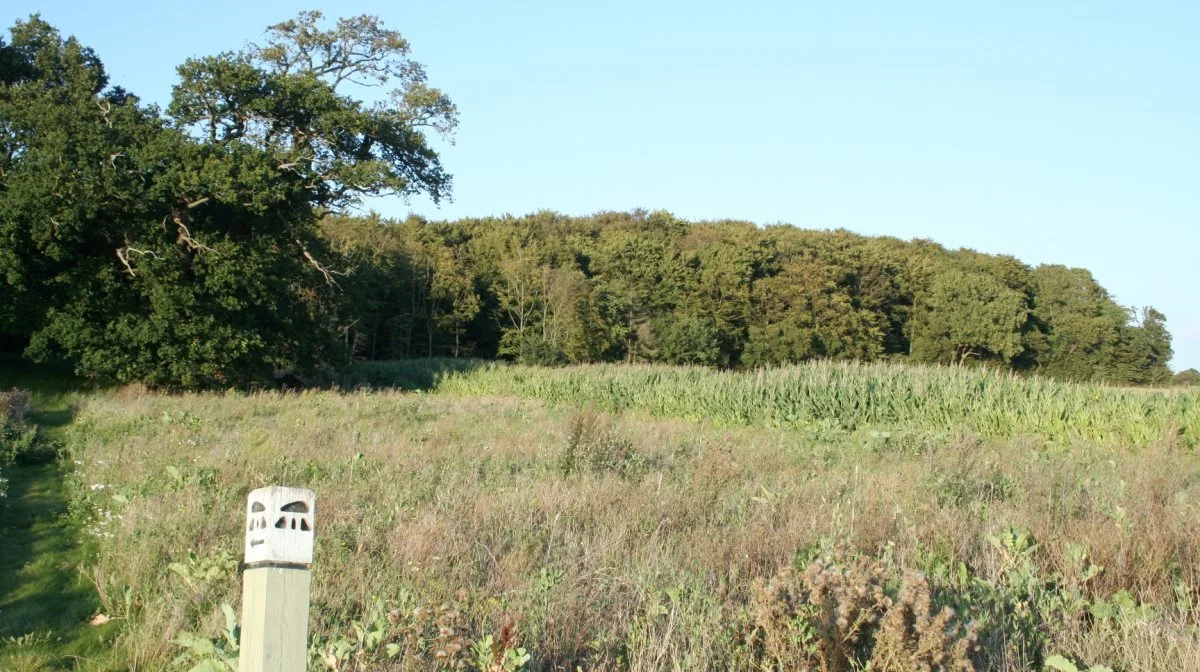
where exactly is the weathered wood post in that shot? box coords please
[239,486,316,672]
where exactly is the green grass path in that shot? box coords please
[1,357,114,670]
[0,464,110,670]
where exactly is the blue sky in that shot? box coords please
[8,1,1199,369]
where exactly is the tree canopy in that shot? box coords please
[321,210,1173,386]
[0,12,454,386]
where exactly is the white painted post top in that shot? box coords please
[244,486,316,565]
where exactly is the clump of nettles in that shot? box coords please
[1,388,37,472]
[1,388,32,424]
[1,388,35,500]
[746,551,977,671]
[316,590,528,672]
[317,592,473,671]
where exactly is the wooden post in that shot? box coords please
[239,486,315,672]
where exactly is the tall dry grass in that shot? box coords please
[55,377,1200,671]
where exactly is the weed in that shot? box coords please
[871,571,977,671]
[557,410,641,478]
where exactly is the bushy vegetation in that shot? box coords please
[1174,368,1200,387]
[0,362,1194,670]
[0,388,35,498]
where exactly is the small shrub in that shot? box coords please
[0,422,40,466]
[557,410,640,477]
[927,463,1017,510]
[171,604,239,672]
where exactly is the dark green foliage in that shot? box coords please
[500,330,569,366]
[1108,307,1173,386]
[744,252,883,366]
[1031,265,1129,382]
[323,212,1174,386]
[909,268,1031,366]
[0,13,454,387]
[657,314,727,367]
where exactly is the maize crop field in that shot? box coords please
[357,359,1200,447]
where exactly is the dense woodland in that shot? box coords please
[322,210,1173,384]
[0,14,1176,388]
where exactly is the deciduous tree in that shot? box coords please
[0,12,455,386]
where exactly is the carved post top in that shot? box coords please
[244,486,316,566]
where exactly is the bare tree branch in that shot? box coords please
[296,239,346,288]
[173,214,217,254]
[278,155,315,171]
[96,99,112,127]
[116,244,162,277]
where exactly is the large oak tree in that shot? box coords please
[0,12,455,386]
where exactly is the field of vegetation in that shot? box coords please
[3,8,1198,672]
[3,358,1200,671]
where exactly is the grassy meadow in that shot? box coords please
[3,359,1200,670]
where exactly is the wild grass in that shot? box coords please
[25,365,1200,671]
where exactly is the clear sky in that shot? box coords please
[8,1,1199,370]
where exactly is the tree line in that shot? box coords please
[323,210,1172,385]
[0,14,1174,388]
